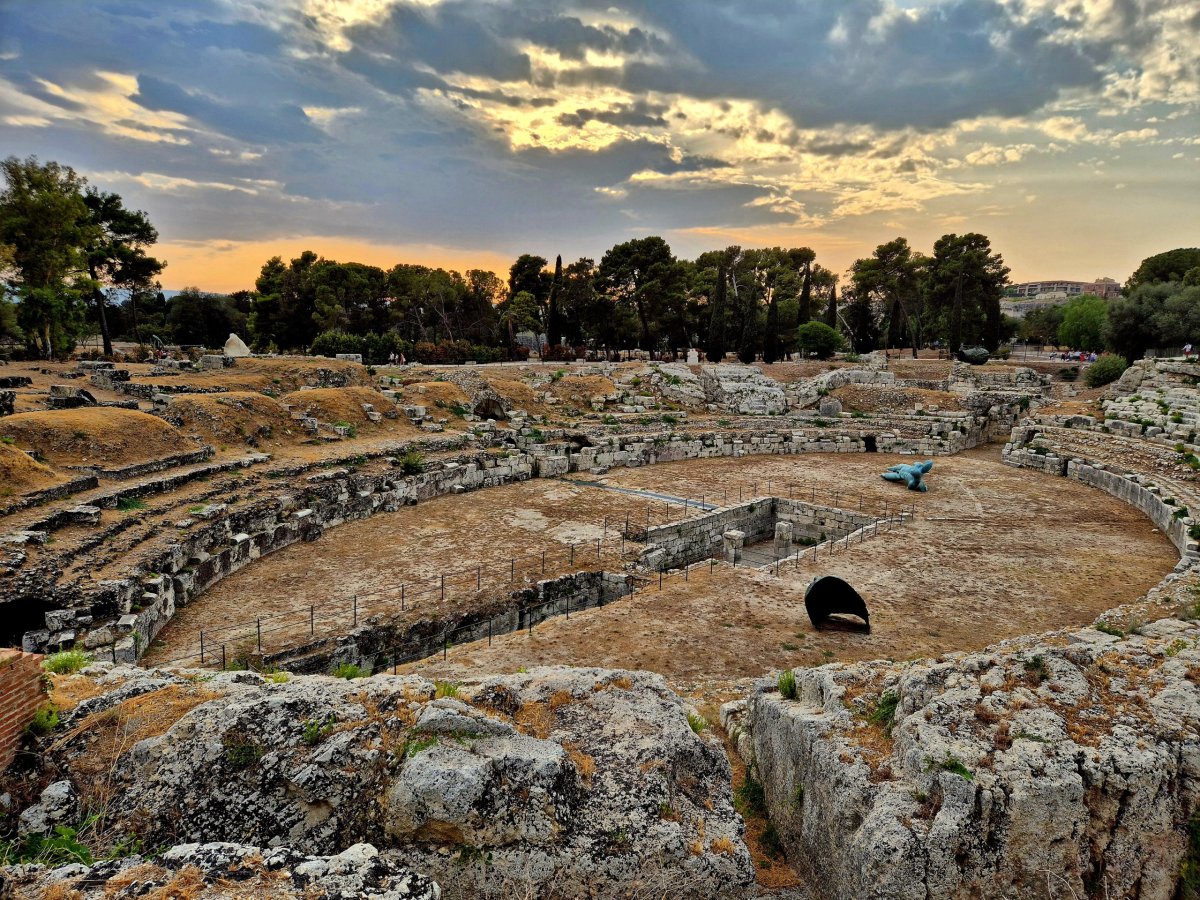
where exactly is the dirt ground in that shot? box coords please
[144,478,664,663]
[147,449,1177,694]
[401,448,1175,699]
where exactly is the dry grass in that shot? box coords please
[281,386,405,431]
[0,439,63,495]
[56,684,220,838]
[563,742,596,785]
[514,700,554,739]
[403,381,471,410]
[48,672,112,714]
[168,392,299,449]
[0,408,204,468]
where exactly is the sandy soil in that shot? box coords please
[400,449,1175,697]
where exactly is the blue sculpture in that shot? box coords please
[881,459,933,492]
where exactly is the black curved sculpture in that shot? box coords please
[804,576,871,633]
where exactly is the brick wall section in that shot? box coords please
[0,649,47,772]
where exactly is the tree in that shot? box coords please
[508,254,551,306]
[704,261,729,363]
[0,156,96,357]
[1105,282,1182,362]
[82,189,164,356]
[311,261,389,335]
[1126,248,1200,291]
[166,288,246,348]
[924,233,1010,351]
[497,290,541,356]
[850,237,929,356]
[763,287,781,364]
[1057,294,1107,351]
[823,284,838,328]
[595,236,686,352]
[546,254,564,348]
[737,282,759,364]
[1020,305,1065,347]
[842,286,880,352]
[797,321,844,359]
[250,251,319,350]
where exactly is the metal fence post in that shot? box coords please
[257,619,262,652]
[221,643,226,669]
[541,551,546,573]
[570,544,575,565]
[400,587,405,611]
[477,566,481,590]
[200,630,205,664]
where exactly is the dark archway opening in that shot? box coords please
[864,435,878,453]
[805,576,871,633]
[473,398,506,421]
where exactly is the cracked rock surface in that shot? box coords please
[13,664,754,899]
[729,618,1200,900]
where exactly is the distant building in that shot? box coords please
[1004,277,1122,301]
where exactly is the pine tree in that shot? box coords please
[546,254,563,348]
[704,263,727,362]
[823,285,838,328]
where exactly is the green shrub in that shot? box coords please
[687,712,707,734]
[116,496,147,511]
[796,321,845,360]
[332,662,365,679]
[735,765,767,816]
[398,449,425,476]
[434,680,461,699]
[43,649,91,675]
[1085,353,1128,388]
[777,669,797,700]
[26,703,58,736]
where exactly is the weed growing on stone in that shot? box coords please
[302,716,335,746]
[865,691,900,737]
[25,703,58,736]
[687,712,707,734]
[777,669,797,700]
[332,662,365,679]
[735,765,767,816]
[400,733,438,758]
[398,450,425,475]
[1094,621,1125,638]
[43,649,90,675]
[435,680,461,699]
[790,784,804,807]
[1022,655,1050,684]
[222,733,264,770]
[925,754,974,781]
[116,496,147,511]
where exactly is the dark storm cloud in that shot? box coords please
[557,100,670,129]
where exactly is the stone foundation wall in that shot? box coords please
[261,569,634,674]
[20,410,1015,658]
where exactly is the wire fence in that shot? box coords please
[130,479,919,672]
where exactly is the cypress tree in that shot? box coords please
[738,283,758,364]
[546,254,563,348]
[823,285,838,328]
[705,263,727,362]
[763,291,780,364]
[797,262,812,324]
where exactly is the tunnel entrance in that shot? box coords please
[864,435,878,452]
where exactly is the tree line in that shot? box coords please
[3,156,1195,367]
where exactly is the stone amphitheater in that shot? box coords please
[0,350,1197,899]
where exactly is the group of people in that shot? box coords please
[1049,350,1099,362]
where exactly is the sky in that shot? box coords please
[0,0,1197,292]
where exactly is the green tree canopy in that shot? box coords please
[595,236,687,351]
[924,233,1010,352]
[1057,294,1107,351]
[1126,248,1200,291]
[0,156,97,357]
[797,320,844,359]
